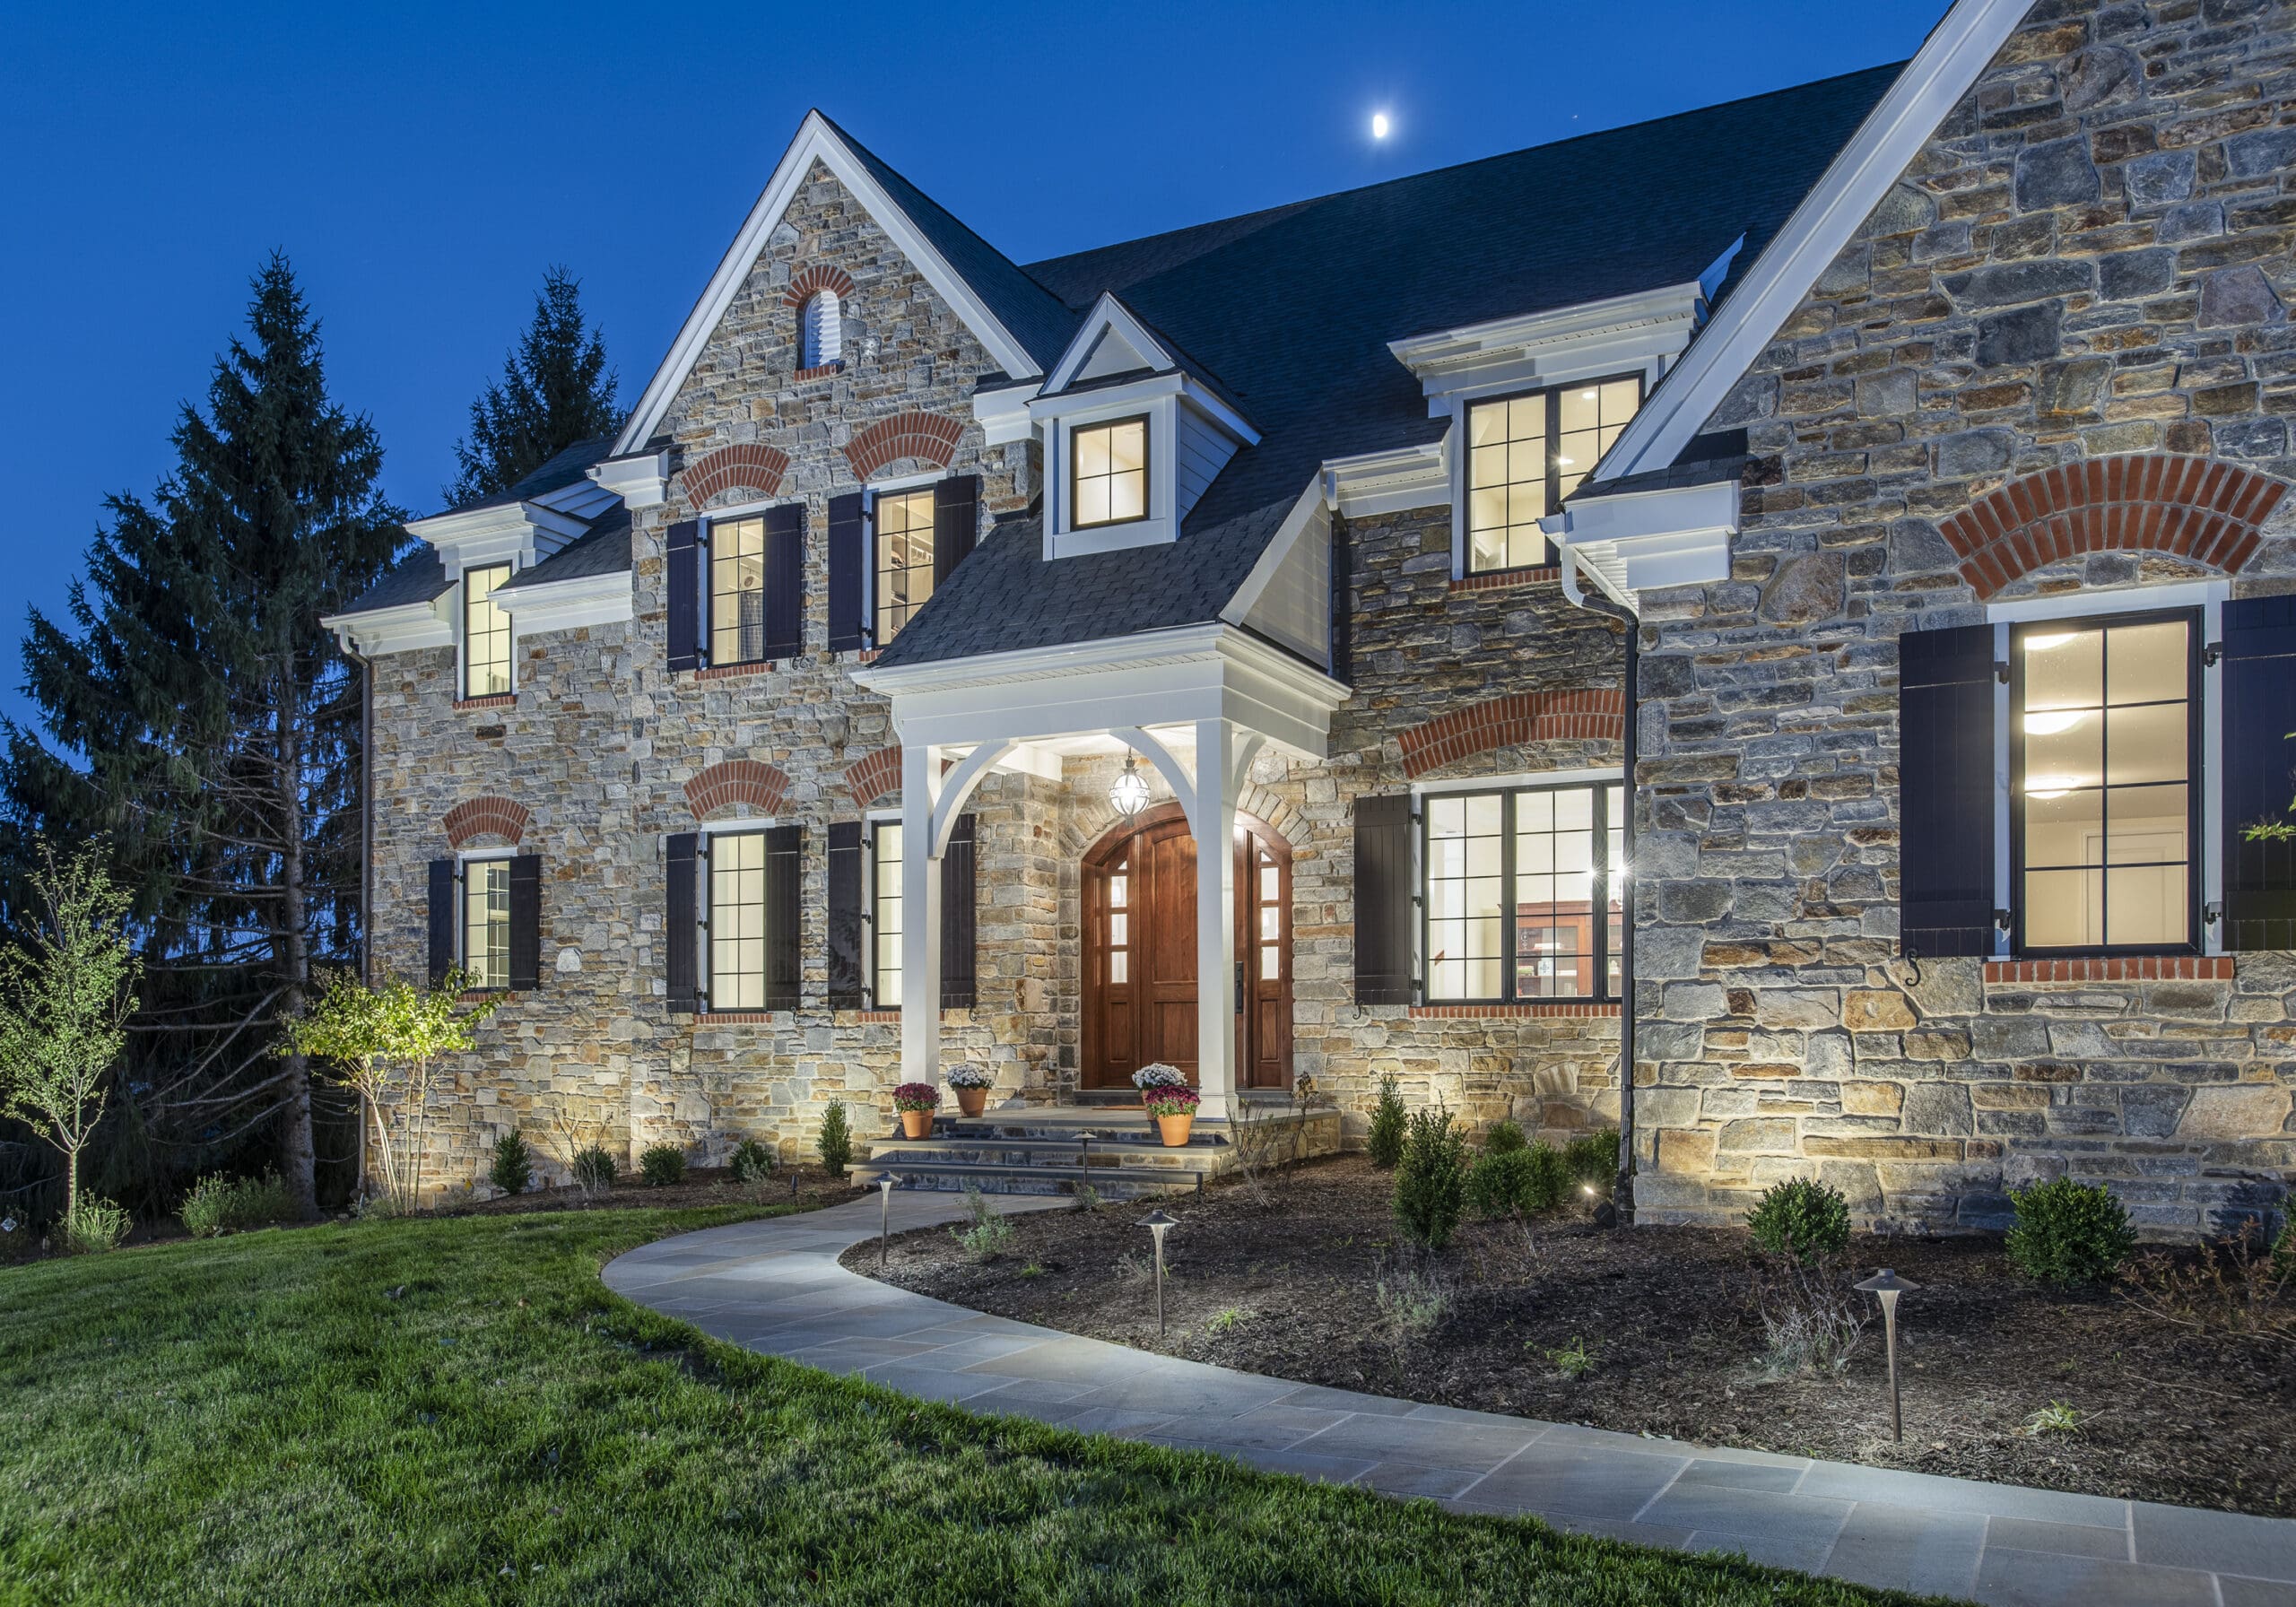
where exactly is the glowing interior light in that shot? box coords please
[1556,456,1575,466]
[2022,710,2087,734]
[2024,632,2080,652]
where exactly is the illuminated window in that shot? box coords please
[709,515,768,665]
[1425,782,1624,1003]
[461,856,511,990]
[2015,614,2195,952]
[1071,416,1148,529]
[462,563,513,698]
[874,489,935,645]
[707,830,767,1010]
[873,821,904,1007]
[801,291,841,369]
[1465,375,1642,573]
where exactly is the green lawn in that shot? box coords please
[0,1207,1951,1605]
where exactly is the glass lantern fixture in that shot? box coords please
[1109,751,1152,821]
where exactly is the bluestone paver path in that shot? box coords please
[604,1192,2296,1607]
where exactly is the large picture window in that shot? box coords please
[872,821,904,1007]
[1465,375,1642,574]
[707,830,768,1010]
[709,514,768,665]
[461,855,511,990]
[2013,612,2197,953]
[874,489,935,646]
[462,563,513,698]
[1071,415,1148,529]
[1424,781,1624,1003]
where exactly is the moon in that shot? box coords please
[1371,112,1390,140]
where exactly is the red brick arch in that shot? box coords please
[844,411,963,480]
[684,444,790,508]
[783,262,856,309]
[844,744,903,807]
[1397,690,1625,779]
[683,760,791,821]
[443,795,529,847]
[1939,454,2289,599]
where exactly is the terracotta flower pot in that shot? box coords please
[955,1086,987,1118]
[1156,1112,1196,1148]
[900,1108,935,1139]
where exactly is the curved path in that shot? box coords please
[604,1192,2296,1607]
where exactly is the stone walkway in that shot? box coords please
[603,1193,2296,1607]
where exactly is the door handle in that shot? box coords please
[1235,960,1246,1013]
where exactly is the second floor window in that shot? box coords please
[1424,781,1623,1003]
[462,856,511,990]
[708,830,768,1010]
[1465,375,1643,573]
[874,488,935,644]
[463,563,512,698]
[1072,415,1148,528]
[710,514,768,665]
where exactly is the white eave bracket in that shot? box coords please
[1540,476,1742,615]
[589,449,672,509]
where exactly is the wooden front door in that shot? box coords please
[1083,804,1292,1090]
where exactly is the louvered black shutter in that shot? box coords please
[1899,623,1997,958]
[427,858,456,985]
[827,491,866,653]
[2222,595,2296,951]
[941,812,978,1008]
[665,833,699,1012]
[762,503,805,661]
[764,824,803,1010]
[933,473,979,586]
[666,519,700,673]
[1329,518,1353,683]
[1353,794,1415,1004]
[508,854,543,991]
[827,821,864,1007]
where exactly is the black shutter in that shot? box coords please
[1329,517,1352,683]
[1899,623,1997,958]
[665,833,699,1012]
[827,821,864,1007]
[508,854,543,992]
[933,473,980,586]
[762,503,805,661]
[427,858,456,986]
[1353,794,1416,1004]
[764,824,803,1010]
[828,491,866,653]
[2222,595,2296,951]
[666,518,700,673]
[941,812,978,1008]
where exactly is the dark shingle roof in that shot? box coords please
[443,436,617,516]
[877,64,1900,668]
[335,546,451,616]
[497,505,632,592]
[1570,430,1753,500]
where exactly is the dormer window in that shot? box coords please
[463,563,513,698]
[800,291,842,370]
[1465,375,1643,574]
[1072,415,1149,529]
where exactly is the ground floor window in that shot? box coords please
[461,855,511,990]
[707,830,768,1010]
[872,821,904,1006]
[1423,781,1623,1003]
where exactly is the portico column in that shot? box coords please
[1189,717,1244,1122]
[899,743,944,1085]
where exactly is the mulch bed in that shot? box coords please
[850,1155,2295,1518]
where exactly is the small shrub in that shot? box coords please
[1114,1249,1151,1283]
[639,1144,686,1187]
[2119,1230,2293,1338]
[1373,1257,1448,1341]
[1205,1307,1251,1335]
[61,1195,129,1255]
[728,1138,773,1184]
[950,1185,1015,1263]
[1069,1181,1102,1213]
[1367,1074,1407,1169]
[1749,1254,1866,1380]
[1747,1177,1852,1265]
[355,1190,413,1220]
[2274,1215,2293,1282]
[2007,1177,2136,1290]
[179,1173,291,1238]
[570,1145,617,1192]
[489,1132,534,1196]
[1542,1336,1599,1379]
[1562,1128,1620,1188]
[1392,1106,1467,1250]
[817,1100,852,1178]
[1465,1142,1567,1220]
[2024,1401,2083,1436]
[1483,1119,1526,1154]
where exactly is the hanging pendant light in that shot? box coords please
[1109,750,1152,821]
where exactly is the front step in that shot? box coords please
[850,1104,1344,1199]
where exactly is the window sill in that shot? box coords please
[795,360,846,382]
[1450,566,1560,595]
[457,989,517,1003]
[1985,956,2231,984]
[454,693,516,710]
[693,660,781,682]
[1411,1002,1621,1019]
[841,1009,900,1022]
[693,1010,789,1023]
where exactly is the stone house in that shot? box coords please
[327,0,2295,1236]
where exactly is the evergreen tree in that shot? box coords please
[445,266,620,506]
[1,255,404,1217]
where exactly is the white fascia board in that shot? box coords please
[406,501,591,575]
[497,569,633,635]
[1320,439,1448,517]
[1042,293,1173,395]
[1388,280,1708,401]
[613,110,1044,457]
[321,598,452,656]
[972,381,1039,446]
[589,449,671,509]
[1596,0,2031,481]
[1026,369,1181,423]
[854,622,1347,761]
[1177,384,1259,448]
[1543,478,1742,614]
[528,477,622,521]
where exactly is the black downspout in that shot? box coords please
[1616,623,1638,1222]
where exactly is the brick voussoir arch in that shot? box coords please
[844,744,903,808]
[844,411,963,481]
[1939,453,2290,599]
[1397,689,1626,779]
[683,760,792,821]
[443,795,530,847]
[685,444,791,508]
[783,262,857,309]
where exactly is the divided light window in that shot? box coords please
[461,856,512,990]
[1424,783,1623,1003]
[2013,612,2197,953]
[874,489,935,645]
[463,563,513,698]
[1465,375,1642,574]
[1071,415,1148,529]
[709,515,768,665]
[707,830,768,1010]
[872,821,904,1006]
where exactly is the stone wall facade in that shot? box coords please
[1630,0,2296,1235]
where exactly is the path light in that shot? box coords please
[878,1174,901,1267]
[1109,751,1151,822]
[1136,1207,1178,1337]
[1856,1268,1920,1442]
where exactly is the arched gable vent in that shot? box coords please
[801,291,842,370]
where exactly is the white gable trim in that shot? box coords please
[1594,0,2031,482]
[1041,293,1173,395]
[613,111,1044,456]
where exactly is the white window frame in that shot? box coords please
[1041,385,1179,559]
[457,560,517,699]
[695,819,777,1012]
[696,494,785,669]
[456,847,515,990]
[863,470,944,651]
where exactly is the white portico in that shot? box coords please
[854,621,1346,1119]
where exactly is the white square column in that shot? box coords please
[1189,717,1241,1122]
[899,743,944,1085]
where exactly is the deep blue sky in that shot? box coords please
[0,0,1944,732]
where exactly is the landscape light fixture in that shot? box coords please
[878,1174,901,1267]
[1109,751,1152,822]
[1136,1207,1178,1336]
[1855,1268,1920,1442]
